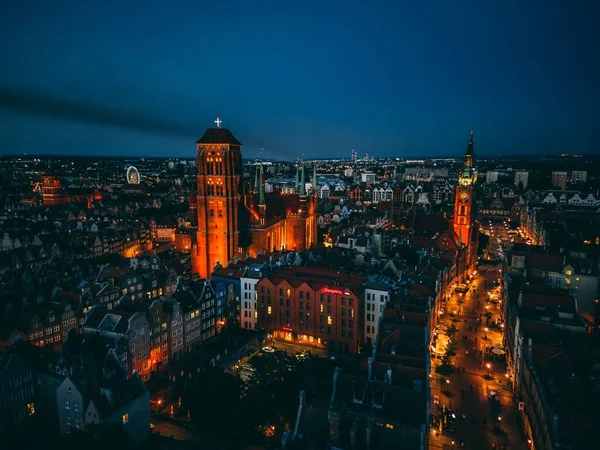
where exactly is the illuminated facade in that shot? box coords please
[453,125,479,280]
[191,125,244,279]
[41,169,70,205]
[453,125,477,247]
[191,122,318,279]
[40,169,102,207]
[256,267,365,354]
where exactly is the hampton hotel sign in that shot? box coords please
[321,287,352,296]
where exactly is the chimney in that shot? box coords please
[386,366,392,385]
[367,356,373,380]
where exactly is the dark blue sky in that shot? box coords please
[1,0,598,159]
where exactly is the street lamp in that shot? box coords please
[451,440,455,449]
[486,363,492,378]
[445,379,450,395]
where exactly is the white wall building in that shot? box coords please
[514,171,529,189]
[361,172,376,185]
[571,170,587,184]
[240,270,261,330]
[364,282,390,345]
[486,171,499,183]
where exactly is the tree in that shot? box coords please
[477,232,490,256]
[185,367,242,431]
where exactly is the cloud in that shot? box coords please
[0,85,199,138]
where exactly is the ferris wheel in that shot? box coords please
[126,166,141,184]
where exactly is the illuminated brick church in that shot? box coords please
[190,119,318,279]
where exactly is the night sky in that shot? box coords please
[1,0,598,159]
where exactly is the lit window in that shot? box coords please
[386,423,394,429]
[122,413,129,424]
[320,304,324,313]
[268,306,272,315]
[27,402,35,416]
[327,316,332,325]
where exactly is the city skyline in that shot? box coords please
[1,1,599,159]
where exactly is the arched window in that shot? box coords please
[218,210,223,217]
[210,209,214,217]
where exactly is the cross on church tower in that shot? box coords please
[214,117,222,128]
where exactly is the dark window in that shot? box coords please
[341,308,346,317]
[341,319,346,327]
[327,306,332,314]
[327,327,332,335]
[306,302,311,311]
[306,292,311,300]
[299,291,304,299]
[299,301,304,309]
[341,297,346,305]
[299,312,304,320]
[279,298,283,306]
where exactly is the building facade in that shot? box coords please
[256,267,365,354]
[191,122,318,278]
[453,126,477,247]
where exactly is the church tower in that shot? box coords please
[453,125,477,247]
[191,119,243,279]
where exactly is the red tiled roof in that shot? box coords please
[195,128,242,145]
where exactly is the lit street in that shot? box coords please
[430,220,529,450]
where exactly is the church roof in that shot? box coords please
[196,128,242,145]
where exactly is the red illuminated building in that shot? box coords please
[41,169,70,205]
[452,125,479,279]
[191,120,318,279]
[40,169,102,207]
[256,266,366,354]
